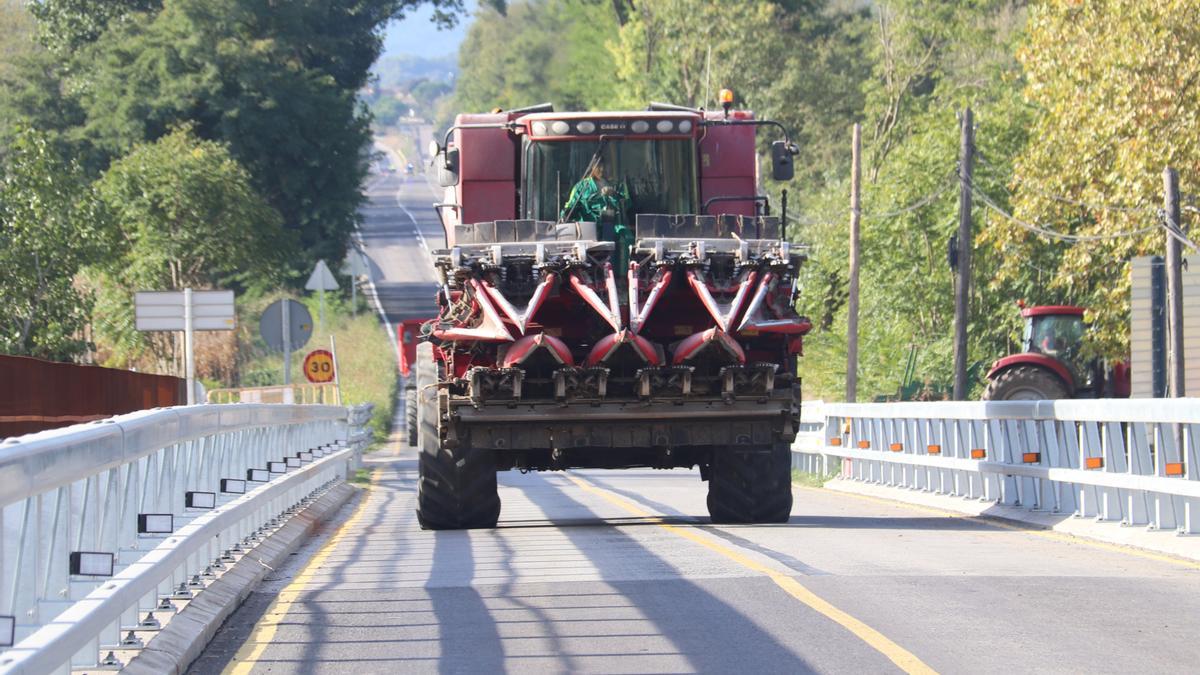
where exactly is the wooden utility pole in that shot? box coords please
[952,108,974,401]
[1164,166,1184,397]
[847,124,862,402]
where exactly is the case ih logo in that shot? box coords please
[599,122,626,131]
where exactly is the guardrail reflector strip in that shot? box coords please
[1084,456,1104,469]
[970,448,986,459]
[1022,452,1041,464]
[858,440,871,449]
[1166,462,1185,476]
[829,437,843,446]
[927,444,941,454]
[889,443,903,452]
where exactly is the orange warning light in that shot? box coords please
[719,88,734,104]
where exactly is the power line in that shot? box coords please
[860,170,957,219]
[971,182,1159,242]
[975,153,1154,214]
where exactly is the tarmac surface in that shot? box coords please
[188,154,1200,674]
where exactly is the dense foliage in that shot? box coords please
[452,0,1193,399]
[0,0,465,365]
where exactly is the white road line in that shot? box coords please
[352,228,402,367]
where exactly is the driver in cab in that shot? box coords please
[560,157,633,268]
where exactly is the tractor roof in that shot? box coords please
[1021,305,1084,318]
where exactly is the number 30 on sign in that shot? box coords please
[303,349,336,383]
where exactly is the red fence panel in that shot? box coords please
[0,355,186,437]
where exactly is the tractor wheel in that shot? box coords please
[404,387,418,448]
[414,343,500,530]
[706,442,794,524]
[983,365,1069,401]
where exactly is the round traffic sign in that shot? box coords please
[260,299,313,352]
[303,350,336,383]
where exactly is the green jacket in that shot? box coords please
[561,176,634,270]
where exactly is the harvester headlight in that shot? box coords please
[550,120,570,135]
[631,120,650,133]
[576,120,595,134]
[656,120,674,133]
[532,121,548,135]
[678,120,693,133]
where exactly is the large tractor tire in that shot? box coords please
[414,343,501,530]
[706,442,794,524]
[404,387,418,447]
[983,365,1069,401]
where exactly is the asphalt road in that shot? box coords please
[189,158,1200,675]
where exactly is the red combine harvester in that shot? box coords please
[415,96,810,528]
[982,304,1130,400]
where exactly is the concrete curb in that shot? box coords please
[123,482,359,675]
[821,478,1200,564]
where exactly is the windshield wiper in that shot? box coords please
[561,135,612,222]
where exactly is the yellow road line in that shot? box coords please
[565,474,937,675]
[807,484,1200,571]
[223,469,379,674]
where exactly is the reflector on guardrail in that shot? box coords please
[1022,452,1041,464]
[829,437,842,446]
[927,444,941,454]
[889,443,903,452]
[970,448,986,459]
[1085,456,1104,469]
[1166,462,1185,476]
[858,440,870,449]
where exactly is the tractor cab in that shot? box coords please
[983,304,1130,401]
[1020,306,1087,383]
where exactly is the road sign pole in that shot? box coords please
[184,288,195,405]
[319,288,325,336]
[330,335,343,405]
[283,299,292,386]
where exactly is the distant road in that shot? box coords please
[356,138,443,332]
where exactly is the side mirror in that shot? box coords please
[437,148,460,187]
[770,140,796,181]
[427,139,441,160]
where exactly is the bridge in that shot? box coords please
[2,146,1199,674]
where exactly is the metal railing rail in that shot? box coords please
[792,399,1200,534]
[0,403,372,673]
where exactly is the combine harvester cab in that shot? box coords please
[418,98,810,529]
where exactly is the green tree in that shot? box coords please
[92,127,290,365]
[0,130,113,359]
[456,0,620,112]
[986,0,1200,358]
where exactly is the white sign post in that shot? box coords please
[135,289,236,405]
[341,251,369,316]
[305,260,340,335]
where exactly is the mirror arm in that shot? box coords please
[701,118,796,149]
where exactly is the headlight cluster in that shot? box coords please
[530,118,695,136]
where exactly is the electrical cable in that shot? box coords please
[975,153,1155,214]
[971,181,1159,242]
[860,170,957,219]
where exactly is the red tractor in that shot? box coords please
[398,318,433,447]
[416,97,810,529]
[983,305,1130,400]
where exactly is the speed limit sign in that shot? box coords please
[303,349,336,383]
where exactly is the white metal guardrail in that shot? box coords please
[0,403,372,673]
[792,399,1200,534]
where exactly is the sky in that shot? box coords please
[381,1,477,60]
